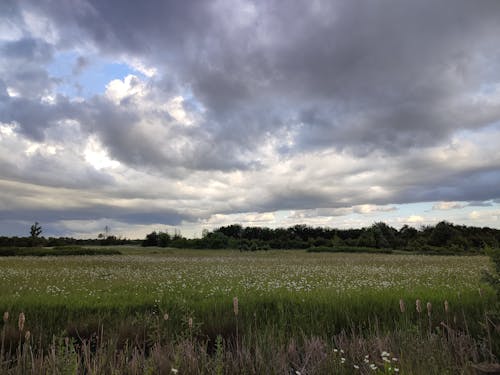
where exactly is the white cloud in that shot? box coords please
[83,136,120,170]
[105,75,146,105]
[407,215,424,223]
[432,201,465,210]
[21,9,60,44]
[6,87,20,97]
[127,58,158,78]
[166,96,194,126]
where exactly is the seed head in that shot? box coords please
[163,313,169,321]
[188,317,193,329]
[399,299,405,313]
[426,302,432,317]
[3,312,8,323]
[416,299,422,313]
[25,330,30,341]
[444,300,449,313]
[18,312,25,331]
[233,296,239,316]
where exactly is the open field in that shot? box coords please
[0,249,496,374]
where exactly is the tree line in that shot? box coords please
[1,221,499,254]
[142,221,500,254]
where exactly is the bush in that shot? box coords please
[0,247,121,256]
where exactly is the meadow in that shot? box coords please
[0,249,496,374]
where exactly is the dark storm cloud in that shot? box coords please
[7,0,500,159]
[0,206,191,226]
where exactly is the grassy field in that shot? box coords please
[0,249,496,374]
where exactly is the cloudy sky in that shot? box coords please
[1,0,500,238]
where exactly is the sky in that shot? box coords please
[1,0,500,239]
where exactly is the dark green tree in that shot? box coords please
[158,231,171,247]
[142,231,159,247]
[29,222,42,247]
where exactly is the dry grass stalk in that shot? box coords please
[444,300,449,314]
[233,297,239,317]
[399,299,405,313]
[426,302,432,317]
[416,299,422,313]
[188,317,193,330]
[18,312,25,331]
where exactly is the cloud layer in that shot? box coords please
[1,0,500,236]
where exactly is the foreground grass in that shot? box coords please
[0,250,496,373]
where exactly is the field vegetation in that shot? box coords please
[0,249,498,373]
[2,221,499,255]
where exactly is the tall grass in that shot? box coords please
[0,250,495,373]
[0,302,494,374]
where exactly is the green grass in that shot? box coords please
[0,248,496,373]
[0,249,493,337]
[307,245,393,253]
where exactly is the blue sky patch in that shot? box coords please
[48,51,146,98]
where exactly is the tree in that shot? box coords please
[30,222,42,247]
[429,221,455,247]
[142,231,159,247]
[30,222,42,238]
[158,231,171,247]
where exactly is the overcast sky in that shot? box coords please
[1,0,500,238]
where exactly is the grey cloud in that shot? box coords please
[387,167,500,206]
[80,97,252,172]
[0,206,190,227]
[1,90,252,172]
[0,37,57,99]
[467,201,494,207]
[10,0,500,158]
[72,56,89,75]
[0,151,115,190]
[0,80,7,99]
[0,96,76,140]
[1,38,54,62]
[2,0,500,234]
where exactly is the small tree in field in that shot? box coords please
[30,222,42,246]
